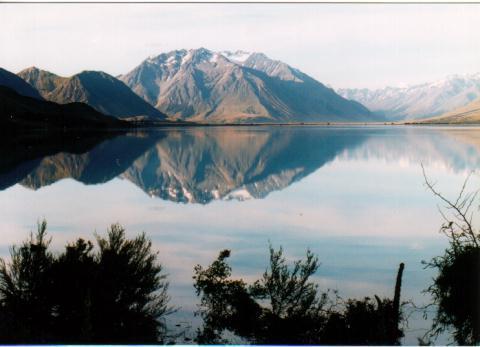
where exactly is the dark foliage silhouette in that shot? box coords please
[193,246,404,345]
[422,168,480,345]
[0,220,54,342]
[0,221,172,344]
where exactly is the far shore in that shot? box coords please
[128,120,480,128]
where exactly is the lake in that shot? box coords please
[1,125,479,344]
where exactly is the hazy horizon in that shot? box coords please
[1,3,479,89]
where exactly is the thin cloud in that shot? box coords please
[0,4,479,88]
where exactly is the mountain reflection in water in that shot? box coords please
[1,125,479,345]
[1,126,479,204]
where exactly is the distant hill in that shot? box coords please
[0,85,127,130]
[338,73,480,120]
[120,48,376,123]
[0,67,43,100]
[18,67,167,120]
[419,97,480,124]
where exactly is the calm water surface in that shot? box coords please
[1,125,479,344]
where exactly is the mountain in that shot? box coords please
[0,67,43,100]
[338,73,480,120]
[0,85,126,130]
[419,97,480,124]
[17,67,167,120]
[119,48,375,123]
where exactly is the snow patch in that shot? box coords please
[182,187,193,203]
[211,189,220,199]
[181,51,192,65]
[224,187,253,201]
[220,50,252,64]
[209,53,219,63]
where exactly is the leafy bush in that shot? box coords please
[0,221,172,344]
[194,246,404,345]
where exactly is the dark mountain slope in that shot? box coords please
[0,67,43,100]
[0,85,126,130]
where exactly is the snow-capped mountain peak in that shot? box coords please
[220,50,252,64]
[119,48,374,123]
[145,48,220,67]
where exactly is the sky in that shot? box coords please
[0,3,479,89]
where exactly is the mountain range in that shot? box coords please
[338,73,480,120]
[17,67,167,120]
[119,48,375,123]
[2,49,480,124]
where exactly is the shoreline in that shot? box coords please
[6,121,479,134]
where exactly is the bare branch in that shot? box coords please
[421,164,479,248]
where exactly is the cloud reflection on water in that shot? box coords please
[0,126,478,344]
